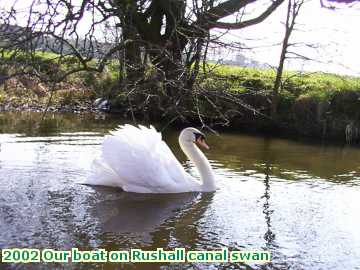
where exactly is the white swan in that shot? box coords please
[86,125,216,193]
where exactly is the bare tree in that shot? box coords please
[0,0,285,122]
[271,0,305,119]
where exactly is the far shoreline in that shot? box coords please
[0,108,352,149]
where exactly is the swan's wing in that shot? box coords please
[90,125,193,193]
[86,157,123,187]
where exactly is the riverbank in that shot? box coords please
[1,63,360,143]
[0,76,98,113]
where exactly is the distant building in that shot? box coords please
[235,54,246,65]
[207,47,267,69]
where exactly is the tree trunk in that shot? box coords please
[272,36,288,119]
[122,5,143,84]
[272,0,295,120]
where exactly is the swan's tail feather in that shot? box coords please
[86,158,124,188]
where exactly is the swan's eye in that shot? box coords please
[194,132,205,142]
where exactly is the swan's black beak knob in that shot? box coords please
[194,132,209,150]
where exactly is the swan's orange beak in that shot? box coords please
[196,138,210,150]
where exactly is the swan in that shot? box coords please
[86,125,216,193]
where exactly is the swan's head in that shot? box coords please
[179,127,209,150]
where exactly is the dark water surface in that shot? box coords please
[0,112,359,270]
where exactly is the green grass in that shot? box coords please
[201,64,360,103]
[2,49,360,116]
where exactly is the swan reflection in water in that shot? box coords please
[90,186,214,238]
[87,188,256,270]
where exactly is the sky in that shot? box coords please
[212,0,360,76]
[1,0,359,76]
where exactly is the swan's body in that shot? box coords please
[86,125,216,193]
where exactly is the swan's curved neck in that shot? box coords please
[179,138,216,191]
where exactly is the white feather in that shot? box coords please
[86,125,200,193]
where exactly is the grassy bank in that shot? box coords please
[1,52,360,141]
[209,64,360,99]
[197,64,360,141]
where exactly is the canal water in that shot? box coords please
[0,112,359,269]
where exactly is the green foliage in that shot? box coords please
[0,90,5,103]
[80,70,118,98]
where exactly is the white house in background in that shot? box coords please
[207,47,267,69]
